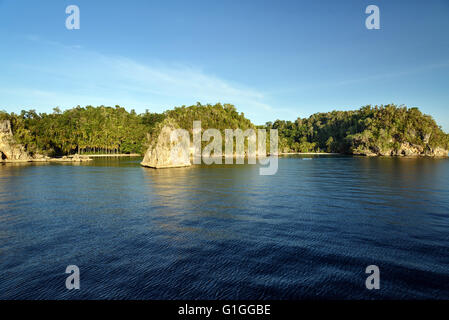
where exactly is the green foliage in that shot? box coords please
[2,103,447,157]
[265,104,449,154]
[0,110,10,121]
[163,102,253,133]
[4,106,164,156]
[2,102,254,156]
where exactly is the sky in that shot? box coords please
[0,0,448,129]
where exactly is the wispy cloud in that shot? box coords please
[4,35,273,118]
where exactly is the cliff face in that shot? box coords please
[140,119,191,168]
[0,120,32,161]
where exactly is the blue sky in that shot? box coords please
[0,0,448,129]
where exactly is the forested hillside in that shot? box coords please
[266,105,449,156]
[0,103,253,157]
[164,103,253,133]
[0,106,162,156]
[1,103,448,157]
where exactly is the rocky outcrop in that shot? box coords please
[141,119,191,168]
[423,146,448,157]
[0,120,32,161]
[48,154,92,162]
[353,142,448,157]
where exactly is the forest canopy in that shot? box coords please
[266,104,449,154]
[1,103,448,157]
[0,105,160,156]
[0,103,252,156]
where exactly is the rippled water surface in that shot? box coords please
[0,156,448,299]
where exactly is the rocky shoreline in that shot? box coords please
[352,142,448,157]
[1,154,93,164]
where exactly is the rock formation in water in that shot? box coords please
[0,120,32,161]
[141,118,191,168]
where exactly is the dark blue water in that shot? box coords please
[0,156,448,299]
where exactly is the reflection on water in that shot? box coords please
[0,156,448,299]
[141,163,269,242]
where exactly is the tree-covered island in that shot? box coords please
[1,103,448,161]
